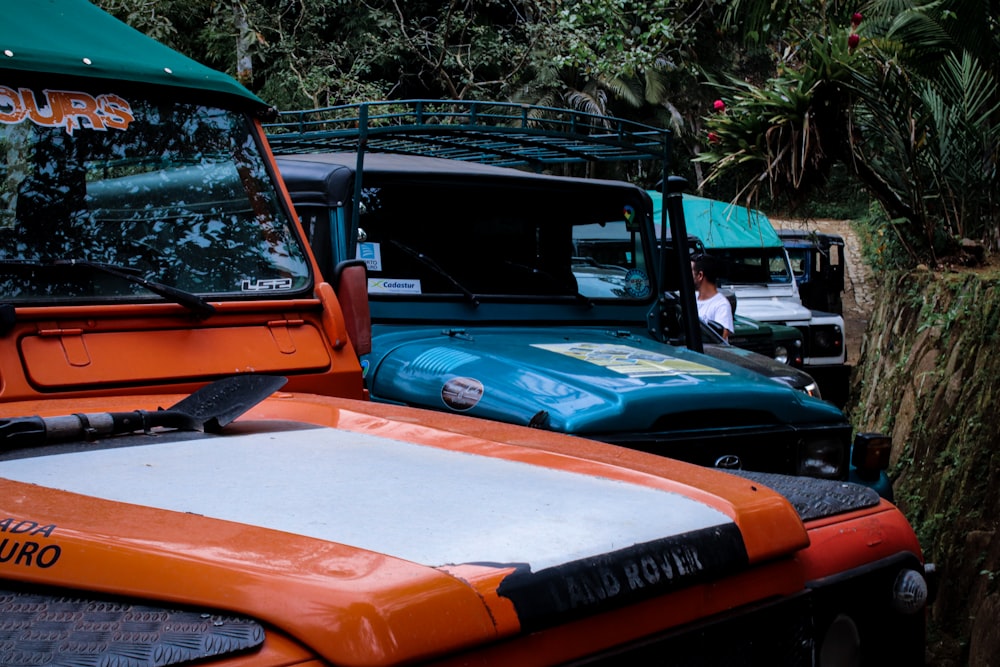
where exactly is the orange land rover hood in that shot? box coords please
[0,392,811,665]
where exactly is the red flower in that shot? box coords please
[707,131,720,144]
[713,99,726,112]
[848,33,860,50]
[851,12,863,27]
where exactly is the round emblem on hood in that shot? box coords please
[441,377,484,411]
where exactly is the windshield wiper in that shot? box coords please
[0,259,216,318]
[389,241,480,307]
[0,374,285,449]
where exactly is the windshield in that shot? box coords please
[571,219,654,299]
[355,179,654,303]
[786,248,808,280]
[711,248,794,286]
[0,85,310,303]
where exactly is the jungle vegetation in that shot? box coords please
[96,0,999,269]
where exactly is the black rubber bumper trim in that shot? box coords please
[496,523,749,633]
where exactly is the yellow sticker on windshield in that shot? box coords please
[533,342,728,378]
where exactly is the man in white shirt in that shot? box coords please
[691,253,733,340]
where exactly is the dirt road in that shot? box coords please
[771,219,872,363]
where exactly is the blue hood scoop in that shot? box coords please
[408,345,481,375]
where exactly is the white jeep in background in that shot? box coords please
[652,192,849,399]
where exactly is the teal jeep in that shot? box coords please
[267,101,889,495]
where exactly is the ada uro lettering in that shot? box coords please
[0,539,61,568]
[0,518,62,569]
[0,518,56,536]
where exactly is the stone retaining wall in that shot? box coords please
[850,269,1000,665]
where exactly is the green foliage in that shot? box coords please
[96,1,999,268]
[513,0,714,129]
[720,0,859,46]
[695,23,863,204]
[700,0,1000,267]
[773,165,871,219]
[97,0,182,45]
[536,0,701,81]
[847,43,1000,264]
[853,203,919,272]
[849,270,1000,660]
[96,0,722,150]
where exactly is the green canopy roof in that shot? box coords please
[1,0,265,110]
[649,191,782,249]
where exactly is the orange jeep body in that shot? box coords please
[0,389,925,666]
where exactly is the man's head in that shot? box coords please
[691,252,722,289]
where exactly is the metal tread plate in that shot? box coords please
[0,588,264,666]
[728,470,881,522]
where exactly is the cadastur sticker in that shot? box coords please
[0,86,135,135]
[368,278,422,294]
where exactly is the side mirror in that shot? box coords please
[331,259,372,357]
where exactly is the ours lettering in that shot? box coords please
[0,518,61,569]
[0,86,134,135]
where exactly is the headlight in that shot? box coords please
[774,345,789,364]
[803,381,822,399]
[798,437,846,479]
[891,569,929,614]
[811,325,843,356]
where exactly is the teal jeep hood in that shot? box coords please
[367,326,845,434]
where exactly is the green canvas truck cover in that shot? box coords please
[3,0,265,110]
[650,191,783,249]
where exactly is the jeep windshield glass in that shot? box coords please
[785,248,808,279]
[711,248,794,286]
[0,87,310,303]
[357,180,653,303]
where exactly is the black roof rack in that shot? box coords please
[264,99,700,352]
[264,99,671,169]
